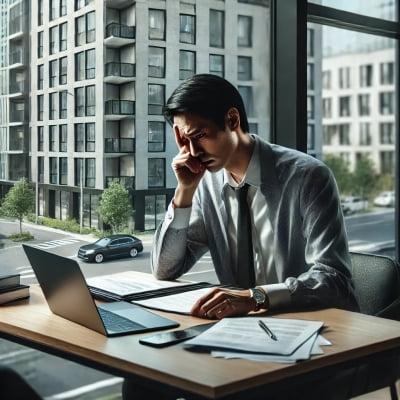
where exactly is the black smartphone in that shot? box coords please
[139,322,215,348]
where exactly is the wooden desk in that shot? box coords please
[1,284,400,399]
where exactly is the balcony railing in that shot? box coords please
[105,176,135,190]
[10,49,23,65]
[105,138,135,153]
[105,100,135,116]
[105,23,135,40]
[105,62,136,79]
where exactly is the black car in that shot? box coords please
[77,234,143,263]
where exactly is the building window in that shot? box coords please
[149,9,165,40]
[148,158,165,188]
[379,92,394,115]
[85,158,95,188]
[339,96,351,117]
[49,59,58,88]
[75,124,84,151]
[358,94,370,116]
[75,86,95,116]
[380,122,394,145]
[86,11,95,43]
[38,31,43,58]
[50,93,57,120]
[307,95,314,119]
[86,85,95,116]
[49,125,57,151]
[238,56,252,81]
[59,157,68,185]
[59,125,67,152]
[179,50,195,80]
[38,157,44,183]
[339,124,350,145]
[75,87,84,117]
[339,67,351,89]
[210,10,224,48]
[210,54,224,77]
[360,64,373,87]
[50,26,58,55]
[38,65,44,90]
[60,0,67,17]
[75,52,85,81]
[59,23,67,52]
[38,95,44,121]
[307,28,314,57]
[59,57,67,85]
[322,70,331,89]
[76,12,95,46]
[380,151,394,175]
[74,158,84,186]
[50,157,58,184]
[359,122,371,145]
[148,84,165,115]
[144,195,166,231]
[38,126,44,151]
[323,98,332,118]
[307,63,314,90]
[86,49,95,79]
[148,47,165,78]
[238,86,254,117]
[148,122,165,152]
[75,123,95,151]
[50,0,56,20]
[59,91,67,119]
[75,0,93,11]
[180,14,195,44]
[86,123,95,151]
[238,15,252,47]
[380,62,394,85]
[38,0,43,25]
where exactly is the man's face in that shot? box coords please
[173,113,239,173]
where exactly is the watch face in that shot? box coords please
[252,288,265,305]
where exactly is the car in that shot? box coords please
[373,191,395,207]
[78,234,143,263]
[341,196,368,215]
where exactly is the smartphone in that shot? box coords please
[139,322,215,348]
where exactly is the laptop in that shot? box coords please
[22,244,179,337]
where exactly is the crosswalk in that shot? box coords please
[33,238,81,249]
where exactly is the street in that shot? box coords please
[0,209,395,399]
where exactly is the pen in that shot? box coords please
[258,320,278,341]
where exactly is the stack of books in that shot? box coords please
[0,274,30,305]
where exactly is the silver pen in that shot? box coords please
[258,320,278,341]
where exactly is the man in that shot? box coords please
[151,73,359,317]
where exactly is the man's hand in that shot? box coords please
[190,287,264,319]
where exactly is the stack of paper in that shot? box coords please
[184,317,329,363]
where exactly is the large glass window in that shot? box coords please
[148,158,165,188]
[180,14,195,44]
[149,9,165,40]
[148,47,165,78]
[148,122,165,152]
[210,54,224,77]
[210,10,224,48]
[148,84,165,115]
[238,15,252,47]
[179,50,195,80]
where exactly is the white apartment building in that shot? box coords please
[1,0,270,231]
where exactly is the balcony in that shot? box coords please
[106,0,135,9]
[9,49,25,68]
[9,81,26,97]
[105,100,135,120]
[105,62,136,84]
[104,23,135,47]
[105,176,135,191]
[104,138,135,153]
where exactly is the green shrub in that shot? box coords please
[8,231,34,241]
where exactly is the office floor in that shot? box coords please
[352,381,400,399]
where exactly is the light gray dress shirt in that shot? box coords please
[151,135,359,312]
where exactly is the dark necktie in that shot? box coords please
[235,184,255,288]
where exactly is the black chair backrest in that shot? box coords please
[350,251,400,317]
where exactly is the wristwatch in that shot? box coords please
[249,287,266,311]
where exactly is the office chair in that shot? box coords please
[348,251,400,400]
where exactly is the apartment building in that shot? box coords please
[0,0,270,231]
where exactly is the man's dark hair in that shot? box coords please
[163,74,250,132]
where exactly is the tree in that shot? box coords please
[1,178,35,234]
[323,153,352,195]
[352,154,377,199]
[98,181,132,233]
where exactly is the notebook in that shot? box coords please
[22,244,179,337]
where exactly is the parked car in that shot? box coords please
[373,191,395,207]
[78,234,143,263]
[341,196,368,215]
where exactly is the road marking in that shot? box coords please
[44,377,123,400]
[33,238,80,249]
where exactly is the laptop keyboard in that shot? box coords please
[97,307,144,333]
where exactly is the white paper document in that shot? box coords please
[184,317,324,357]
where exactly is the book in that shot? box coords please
[0,274,21,289]
[0,284,30,305]
[86,271,215,302]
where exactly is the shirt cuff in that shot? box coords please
[166,201,192,229]
[260,283,291,310]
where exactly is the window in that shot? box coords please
[75,123,95,151]
[86,49,95,79]
[76,12,95,46]
[86,123,95,151]
[50,93,57,120]
[59,158,68,185]
[322,71,331,89]
[359,64,373,87]
[238,56,252,81]
[59,23,67,52]
[38,65,44,90]
[359,123,371,145]
[75,0,93,11]
[149,9,165,40]
[148,84,165,115]
[210,10,224,48]
[210,54,224,77]
[50,0,56,20]
[74,158,84,186]
[38,95,44,121]
[323,98,332,118]
[59,125,67,152]
[307,63,314,89]
[85,158,95,187]
[59,91,67,119]
[339,124,350,145]
[148,122,165,152]
[380,123,394,145]
[38,31,43,58]
[60,0,67,16]
[380,92,394,115]
[75,52,85,81]
[86,85,95,116]
[339,67,351,89]
[339,96,351,117]
[307,28,314,57]
[148,158,165,187]
[74,86,95,116]
[50,157,58,184]
[381,151,394,175]
[86,11,95,43]
[59,57,67,85]
[238,86,254,117]
[380,62,394,85]
[358,94,370,116]
[148,47,165,78]
[75,124,84,151]
[50,26,58,55]
[38,126,44,151]
[180,14,195,44]
[144,195,166,231]
[49,60,58,88]
[238,15,252,47]
[75,87,84,117]
[38,0,43,25]
[49,125,57,151]
[179,50,195,80]
[38,157,44,183]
